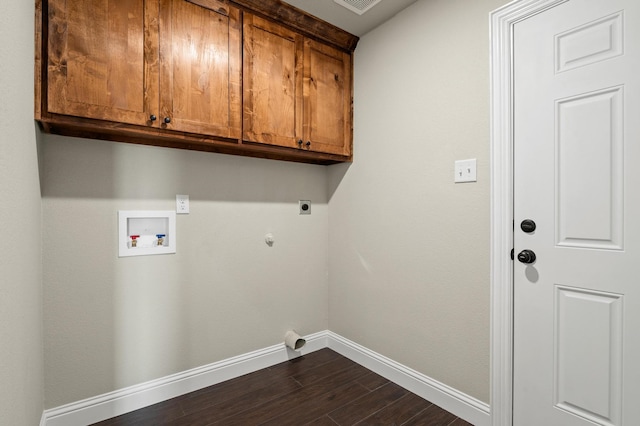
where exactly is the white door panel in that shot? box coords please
[555,86,624,250]
[513,0,640,424]
[553,285,623,424]
[555,11,624,73]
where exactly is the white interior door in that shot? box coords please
[513,0,640,424]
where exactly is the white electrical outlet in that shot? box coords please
[454,159,477,183]
[176,194,189,214]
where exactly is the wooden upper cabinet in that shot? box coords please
[303,39,352,157]
[243,14,303,148]
[243,13,353,158]
[46,0,155,126]
[45,0,241,139]
[37,0,358,164]
[159,0,241,139]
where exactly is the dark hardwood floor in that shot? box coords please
[92,349,473,426]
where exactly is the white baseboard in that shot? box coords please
[42,330,490,426]
[327,332,491,426]
[41,331,328,426]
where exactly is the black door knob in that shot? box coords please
[150,115,157,122]
[164,117,171,124]
[298,139,303,147]
[305,141,311,148]
[517,249,536,264]
[520,219,536,233]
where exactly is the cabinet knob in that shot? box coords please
[298,139,303,147]
[164,117,171,124]
[305,141,311,148]
[149,115,157,122]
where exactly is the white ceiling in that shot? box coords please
[281,0,419,37]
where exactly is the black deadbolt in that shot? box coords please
[520,219,537,233]
[517,249,536,264]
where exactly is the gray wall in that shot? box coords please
[42,136,330,407]
[0,1,44,425]
[329,0,507,404]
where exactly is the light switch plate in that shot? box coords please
[454,159,477,183]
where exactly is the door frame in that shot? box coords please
[489,1,568,425]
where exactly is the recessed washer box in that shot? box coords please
[118,210,176,257]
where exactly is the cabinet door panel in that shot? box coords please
[159,0,241,139]
[47,0,156,125]
[243,14,303,147]
[304,40,352,157]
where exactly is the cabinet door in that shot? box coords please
[303,39,352,157]
[243,14,303,148]
[159,0,242,139]
[47,0,158,125]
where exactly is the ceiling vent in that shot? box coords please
[333,0,382,15]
